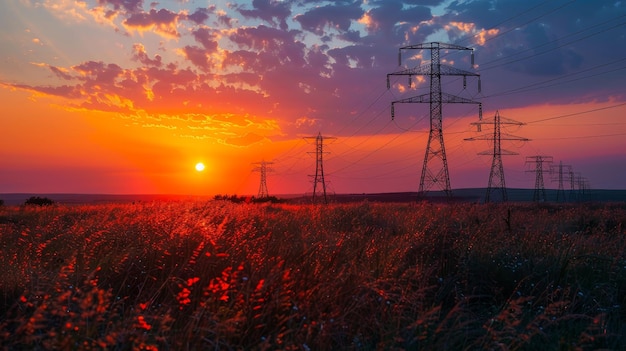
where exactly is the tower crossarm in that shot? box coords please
[398,42,474,65]
[391,92,482,119]
[464,133,529,142]
[400,42,474,51]
[477,149,519,156]
[387,65,479,88]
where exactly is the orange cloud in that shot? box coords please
[448,21,475,33]
[476,28,499,46]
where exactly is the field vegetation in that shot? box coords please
[0,201,625,350]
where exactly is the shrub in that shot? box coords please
[24,196,55,206]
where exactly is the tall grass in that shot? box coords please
[1,201,624,350]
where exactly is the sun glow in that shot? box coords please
[195,162,205,172]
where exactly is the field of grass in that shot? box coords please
[1,201,625,350]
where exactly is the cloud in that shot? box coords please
[191,27,219,52]
[8,82,83,99]
[131,43,162,67]
[223,132,266,147]
[123,8,181,38]
[181,45,213,72]
[501,23,583,76]
[225,25,307,70]
[96,0,143,13]
[49,65,74,80]
[294,2,363,36]
[236,0,291,30]
[361,2,431,37]
[186,7,210,25]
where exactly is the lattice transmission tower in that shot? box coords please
[465,110,528,203]
[252,160,273,198]
[305,132,335,203]
[550,161,571,202]
[526,155,553,202]
[577,174,590,202]
[387,42,482,197]
[568,168,577,202]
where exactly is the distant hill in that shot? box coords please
[2,189,626,206]
[0,194,212,206]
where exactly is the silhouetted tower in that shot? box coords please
[465,111,528,202]
[387,42,482,197]
[568,168,577,201]
[305,132,336,203]
[526,156,553,202]
[550,161,571,202]
[577,174,590,201]
[252,161,274,198]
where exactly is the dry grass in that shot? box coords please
[1,201,625,350]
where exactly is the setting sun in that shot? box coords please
[195,162,205,172]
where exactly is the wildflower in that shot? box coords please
[187,277,200,286]
[137,315,152,331]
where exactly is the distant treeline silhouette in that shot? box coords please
[213,194,282,204]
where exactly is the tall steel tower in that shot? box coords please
[526,155,553,202]
[387,42,482,197]
[305,132,335,203]
[465,111,528,202]
[252,161,273,198]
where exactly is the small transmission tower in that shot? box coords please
[526,155,553,202]
[387,42,482,197]
[568,168,577,202]
[550,161,571,202]
[464,110,528,202]
[252,160,274,198]
[305,132,336,203]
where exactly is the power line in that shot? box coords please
[479,14,626,70]
[527,102,626,124]
[482,57,626,99]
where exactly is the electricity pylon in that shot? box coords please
[550,161,571,202]
[577,174,590,202]
[387,42,482,197]
[252,161,273,198]
[465,110,528,203]
[304,132,335,203]
[526,155,553,202]
[568,168,577,202]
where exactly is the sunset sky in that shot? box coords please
[1,0,625,196]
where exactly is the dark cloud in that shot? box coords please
[502,23,583,76]
[124,8,180,37]
[294,2,363,35]
[73,61,124,85]
[181,45,212,72]
[226,25,306,69]
[187,8,210,25]
[364,2,431,40]
[10,84,82,99]
[49,66,74,80]
[237,0,291,30]
[328,45,378,69]
[131,44,162,67]
[191,28,219,52]
[401,0,445,5]
[96,0,143,13]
